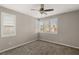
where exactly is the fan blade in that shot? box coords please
[31,9,38,11]
[43,12,47,15]
[44,9,54,12]
[40,11,47,15]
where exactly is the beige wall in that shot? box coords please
[0,6,37,52]
[0,5,79,52]
[40,10,79,48]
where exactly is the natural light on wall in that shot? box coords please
[1,12,16,37]
[36,18,58,34]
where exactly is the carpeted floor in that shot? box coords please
[0,40,79,55]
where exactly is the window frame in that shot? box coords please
[1,12,16,38]
[38,18,58,34]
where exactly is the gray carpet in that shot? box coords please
[0,40,79,55]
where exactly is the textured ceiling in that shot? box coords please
[1,4,79,18]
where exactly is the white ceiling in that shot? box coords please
[1,4,79,18]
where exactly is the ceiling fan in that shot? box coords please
[31,4,54,15]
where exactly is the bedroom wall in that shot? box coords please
[0,6,37,52]
[40,10,79,49]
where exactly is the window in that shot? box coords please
[50,18,58,34]
[1,12,16,37]
[39,20,44,32]
[37,18,58,34]
[43,20,50,32]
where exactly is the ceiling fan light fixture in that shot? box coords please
[31,4,54,15]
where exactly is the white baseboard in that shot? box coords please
[1,38,79,54]
[40,39,79,49]
[0,39,36,53]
